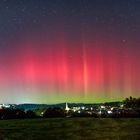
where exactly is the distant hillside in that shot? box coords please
[9,101,122,110]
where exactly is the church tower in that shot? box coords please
[65,103,70,112]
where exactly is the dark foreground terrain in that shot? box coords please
[0,118,140,140]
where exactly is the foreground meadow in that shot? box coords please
[0,118,140,140]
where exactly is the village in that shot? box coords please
[0,96,139,119]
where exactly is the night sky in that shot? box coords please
[0,0,140,103]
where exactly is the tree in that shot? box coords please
[25,110,37,118]
[123,96,140,108]
[43,107,66,117]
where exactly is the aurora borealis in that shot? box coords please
[0,0,140,103]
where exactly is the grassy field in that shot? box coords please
[0,118,140,140]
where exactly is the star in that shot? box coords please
[21,8,26,12]
[122,39,126,43]
[6,6,9,10]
